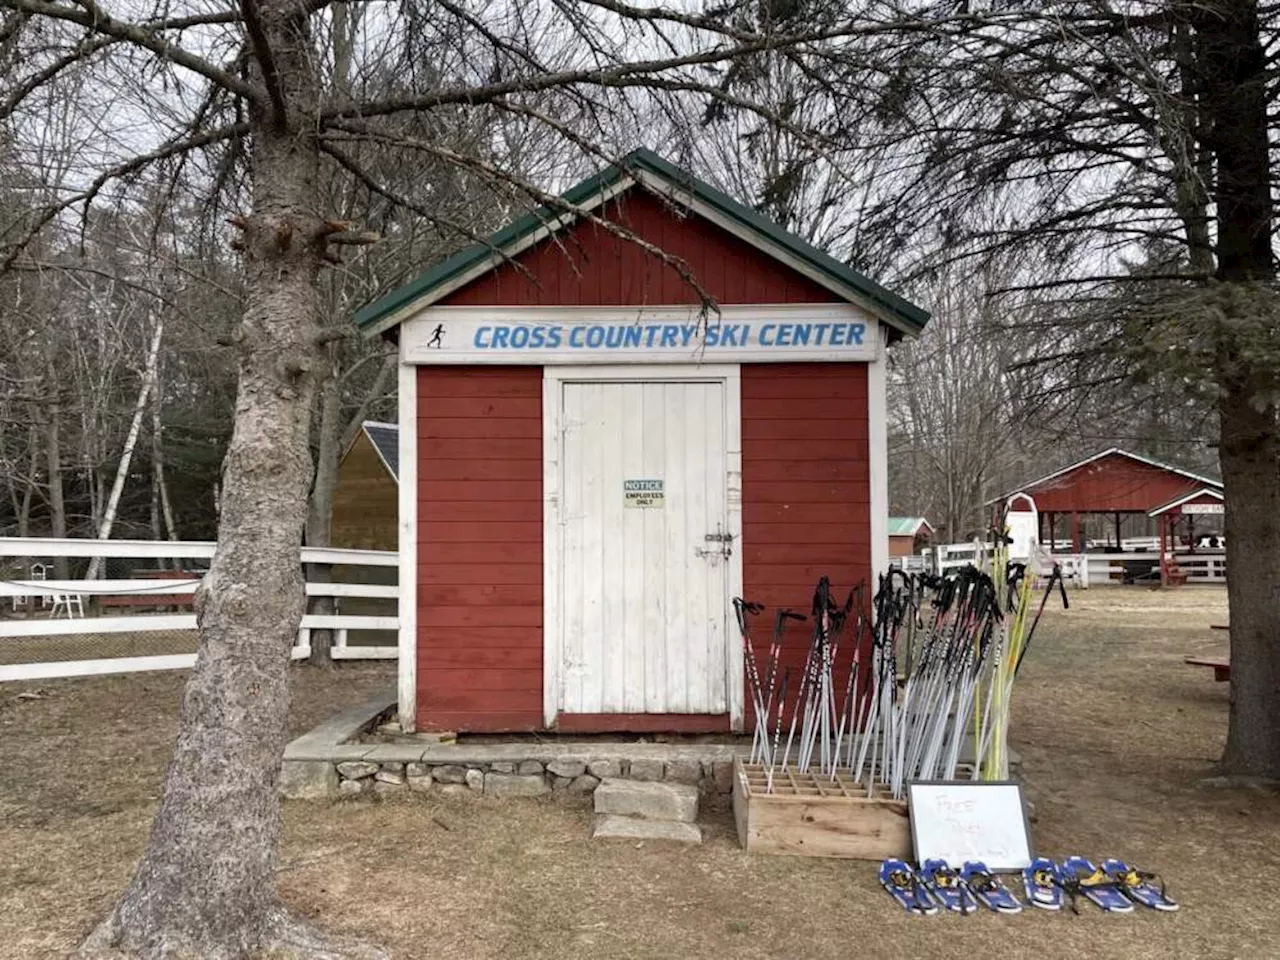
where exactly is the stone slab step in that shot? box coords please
[594,778,698,823]
[592,814,702,844]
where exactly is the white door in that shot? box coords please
[560,379,729,714]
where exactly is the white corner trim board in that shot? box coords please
[396,353,418,731]
[868,326,889,582]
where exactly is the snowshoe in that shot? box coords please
[1060,856,1134,913]
[1022,857,1064,911]
[960,861,1022,914]
[879,859,937,915]
[1102,859,1179,912]
[922,859,978,914]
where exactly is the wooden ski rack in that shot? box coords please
[732,759,911,860]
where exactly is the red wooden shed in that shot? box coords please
[992,448,1223,552]
[355,149,928,734]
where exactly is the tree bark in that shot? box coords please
[1195,0,1280,779]
[80,3,384,955]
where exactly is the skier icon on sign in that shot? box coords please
[427,324,444,349]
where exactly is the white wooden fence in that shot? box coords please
[0,537,397,682]
[892,540,1226,587]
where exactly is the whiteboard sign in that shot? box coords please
[1183,503,1224,515]
[908,781,1032,871]
[624,479,664,508]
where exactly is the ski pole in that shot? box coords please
[766,667,791,793]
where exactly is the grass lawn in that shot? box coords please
[1,586,1276,959]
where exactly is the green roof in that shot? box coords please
[888,517,933,537]
[354,148,929,336]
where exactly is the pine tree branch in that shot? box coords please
[0,0,259,100]
[238,0,287,126]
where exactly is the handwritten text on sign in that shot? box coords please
[624,479,665,509]
[907,782,1032,872]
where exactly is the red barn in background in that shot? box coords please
[992,448,1223,553]
[355,149,928,735]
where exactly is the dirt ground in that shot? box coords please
[2,586,1276,959]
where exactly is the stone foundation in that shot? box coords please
[279,693,747,802]
[279,693,1022,802]
[286,753,735,802]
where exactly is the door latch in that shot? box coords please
[700,524,734,560]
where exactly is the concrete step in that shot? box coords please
[592,814,702,844]
[594,778,698,822]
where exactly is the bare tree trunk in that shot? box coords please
[16,423,36,538]
[1196,0,1280,780]
[151,383,179,558]
[81,4,382,955]
[86,319,165,579]
[304,355,343,665]
[43,387,69,579]
[148,457,161,542]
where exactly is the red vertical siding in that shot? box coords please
[740,363,871,728]
[417,366,544,732]
[442,189,842,308]
[1026,452,1210,513]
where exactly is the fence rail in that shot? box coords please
[891,540,1226,587]
[0,537,398,682]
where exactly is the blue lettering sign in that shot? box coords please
[458,319,869,354]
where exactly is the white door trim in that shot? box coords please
[543,364,744,729]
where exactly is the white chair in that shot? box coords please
[30,563,53,609]
[49,591,85,619]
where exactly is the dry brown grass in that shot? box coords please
[1,587,1276,959]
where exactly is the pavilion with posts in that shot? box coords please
[991,448,1224,586]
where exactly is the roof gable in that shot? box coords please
[441,187,840,309]
[991,448,1221,514]
[888,517,933,537]
[343,421,399,482]
[354,149,928,337]
[1029,448,1219,492]
[1148,487,1224,517]
[994,448,1221,501]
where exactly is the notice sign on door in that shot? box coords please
[624,479,665,509]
